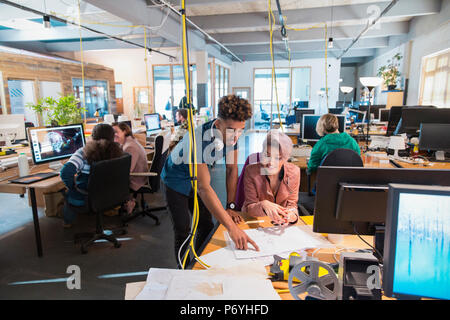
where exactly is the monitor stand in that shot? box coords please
[49,161,63,172]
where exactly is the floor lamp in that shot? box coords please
[340,86,353,107]
[359,77,382,151]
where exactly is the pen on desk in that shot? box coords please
[245,220,264,224]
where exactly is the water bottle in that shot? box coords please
[18,153,29,177]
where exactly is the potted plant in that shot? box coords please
[377,53,402,91]
[28,94,86,126]
[46,94,86,126]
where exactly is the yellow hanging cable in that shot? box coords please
[144,27,152,113]
[268,0,283,131]
[77,0,86,124]
[180,0,209,270]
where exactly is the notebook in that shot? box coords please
[10,172,59,184]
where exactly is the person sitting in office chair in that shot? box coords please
[112,122,149,215]
[175,108,188,125]
[242,130,300,225]
[60,123,124,228]
[307,113,360,173]
[172,108,189,144]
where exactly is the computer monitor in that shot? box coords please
[379,109,389,122]
[312,167,450,236]
[295,108,314,124]
[294,101,309,108]
[0,114,26,141]
[144,113,161,132]
[302,115,345,141]
[386,106,403,136]
[348,109,366,123]
[397,107,450,135]
[419,123,450,160]
[328,107,344,115]
[383,183,450,300]
[28,124,86,165]
[359,105,386,120]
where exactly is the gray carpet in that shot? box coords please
[0,191,177,300]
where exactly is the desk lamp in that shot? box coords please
[340,86,353,106]
[388,136,405,158]
[360,77,382,151]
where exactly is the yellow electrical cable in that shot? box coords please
[77,0,86,124]
[180,0,210,270]
[268,0,284,131]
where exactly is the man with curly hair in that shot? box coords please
[161,94,259,267]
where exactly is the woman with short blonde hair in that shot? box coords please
[315,113,339,136]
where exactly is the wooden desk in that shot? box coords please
[124,214,372,300]
[192,214,372,300]
[393,161,450,170]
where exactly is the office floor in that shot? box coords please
[0,190,177,300]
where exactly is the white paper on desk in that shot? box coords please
[164,274,280,300]
[225,225,333,260]
[135,268,204,300]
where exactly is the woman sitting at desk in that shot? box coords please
[112,122,149,214]
[242,130,300,225]
[307,113,360,173]
[60,123,123,228]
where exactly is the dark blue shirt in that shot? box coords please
[161,119,237,196]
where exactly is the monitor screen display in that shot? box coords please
[391,191,450,300]
[144,113,161,131]
[29,124,85,164]
[302,115,345,141]
[419,123,450,152]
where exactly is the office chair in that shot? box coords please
[71,154,132,254]
[298,148,363,215]
[123,131,171,225]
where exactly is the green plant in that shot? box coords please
[377,53,402,88]
[46,94,86,126]
[27,94,86,126]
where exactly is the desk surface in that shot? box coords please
[124,215,373,300]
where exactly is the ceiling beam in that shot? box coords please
[227,37,389,55]
[213,21,409,45]
[188,0,439,33]
[239,48,376,61]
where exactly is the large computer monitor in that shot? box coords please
[312,167,450,236]
[28,124,86,165]
[419,123,450,160]
[144,113,161,132]
[0,114,26,141]
[383,183,450,300]
[397,107,450,135]
[295,108,314,124]
[302,115,345,141]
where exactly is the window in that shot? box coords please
[214,64,230,116]
[7,79,38,125]
[253,68,293,129]
[153,64,197,120]
[419,49,450,108]
[72,79,109,118]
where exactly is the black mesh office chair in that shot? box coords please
[72,154,132,254]
[298,148,363,215]
[123,132,170,225]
